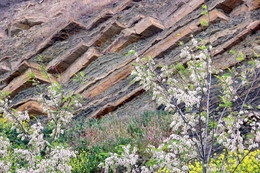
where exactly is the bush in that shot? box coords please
[189,149,260,173]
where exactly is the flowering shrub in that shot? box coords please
[189,149,260,173]
[0,80,82,172]
[99,144,139,173]
[99,33,260,172]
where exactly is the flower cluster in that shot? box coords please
[0,136,11,172]
[99,145,139,173]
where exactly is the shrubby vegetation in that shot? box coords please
[189,149,260,173]
[66,111,173,172]
[0,97,173,172]
[0,82,80,172]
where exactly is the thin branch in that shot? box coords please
[0,105,29,138]
[231,149,253,173]
[239,70,259,113]
[148,59,204,159]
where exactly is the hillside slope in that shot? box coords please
[0,0,259,119]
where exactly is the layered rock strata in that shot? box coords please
[0,0,259,119]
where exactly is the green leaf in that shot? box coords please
[200,112,206,117]
[37,55,43,62]
[198,45,208,50]
[243,104,253,109]
[41,72,49,79]
[125,50,136,56]
[236,52,245,61]
[170,139,181,144]
[53,81,62,90]
[169,65,175,69]
[131,63,140,66]
[0,91,11,96]
[236,57,244,61]
[219,101,232,107]
[157,64,164,68]
[99,153,110,157]
[248,59,256,65]
[229,50,236,55]
[189,84,194,90]
[28,72,36,78]
[35,155,42,160]
[202,4,207,9]
[227,68,233,73]
[215,75,223,80]
[200,19,209,26]
[223,73,231,77]
[146,159,158,166]
[201,11,208,15]
[176,63,185,70]
[209,120,217,128]
[151,148,162,152]
[162,144,169,150]
[79,72,85,77]
[178,41,184,46]
[253,50,260,57]
[247,134,254,138]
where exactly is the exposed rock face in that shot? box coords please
[0,0,259,118]
[0,0,29,8]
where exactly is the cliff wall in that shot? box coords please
[0,0,259,119]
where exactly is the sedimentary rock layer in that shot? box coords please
[0,0,259,118]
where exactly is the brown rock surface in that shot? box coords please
[0,0,259,119]
[16,101,46,115]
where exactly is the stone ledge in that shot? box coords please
[245,0,260,10]
[86,9,114,31]
[230,4,248,17]
[92,21,126,47]
[1,61,43,84]
[102,28,139,53]
[47,42,89,74]
[2,68,56,97]
[89,87,144,118]
[212,20,260,56]
[165,0,204,28]
[214,0,243,13]
[35,20,87,56]
[58,47,101,84]
[133,17,165,37]
[143,9,229,59]
[16,101,46,115]
[82,65,133,98]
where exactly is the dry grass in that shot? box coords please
[66,111,173,150]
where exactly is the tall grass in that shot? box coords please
[66,111,172,149]
[64,111,173,172]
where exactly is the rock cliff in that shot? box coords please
[0,0,259,119]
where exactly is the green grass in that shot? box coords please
[64,111,173,172]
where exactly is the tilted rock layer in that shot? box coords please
[0,0,259,118]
